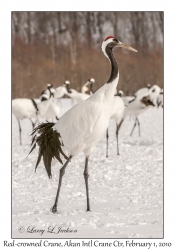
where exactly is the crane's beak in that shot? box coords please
[118,41,138,52]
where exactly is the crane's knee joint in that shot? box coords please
[84,172,89,179]
[60,167,65,176]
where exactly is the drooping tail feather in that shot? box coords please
[29,122,68,178]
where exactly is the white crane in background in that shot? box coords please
[64,79,95,104]
[81,78,95,95]
[134,84,161,104]
[106,90,125,157]
[29,36,137,213]
[81,82,90,94]
[146,85,161,106]
[40,83,55,101]
[133,83,151,99]
[42,89,60,122]
[54,82,68,105]
[39,85,60,122]
[12,95,53,145]
[118,95,155,137]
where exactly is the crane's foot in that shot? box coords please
[51,204,58,214]
[117,153,120,156]
[86,209,91,212]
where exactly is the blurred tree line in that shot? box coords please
[12,11,163,98]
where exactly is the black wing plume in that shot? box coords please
[29,122,68,178]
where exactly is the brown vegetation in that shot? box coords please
[12,12,163,99]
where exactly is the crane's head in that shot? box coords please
[147,83,151,89]
[64,80,72,93]
[114,90,124,97]
[64,80,70,85]
[148,85,161,100]
[118,90,124,97]
[89,78,95,84]
[50,88,55,97]
[47,83,53,88]
[102,36,138,58]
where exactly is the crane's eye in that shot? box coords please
[113,38,119,43]
[152,89,155,92]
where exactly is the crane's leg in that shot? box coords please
[106,128,109,158]
[30,119,35,130]
[130,118,137,136]
[137,118,141,136]
[118,118,124,132]
[51,155,72,214]
[116,124,120,155]
[18,120,22,145]
[84,157,91,212]
[30,119,37,145]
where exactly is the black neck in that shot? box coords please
[66,84,72,93]
[105,46,119,84]
[90,83,93,94]
[48,87,51,98]
[48,87,53,98]
[31,99,39,111]
[114,93,122,97]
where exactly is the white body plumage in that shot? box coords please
[65,88,91,104]
[54,86,67,99]
[122,96,151,118]
[44,102,60,122]
[110,95,125,123]
[12,98,39,120]
[135,85,161,104]
[12,97,53,122]
[54,77,119,156]
[30,36,137,213]
[12,97,53,144]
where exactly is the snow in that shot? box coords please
[12,98,163,238]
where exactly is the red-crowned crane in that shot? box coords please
[29,36,137,213]
[40,85,60,122]
[54,82,68,106]
[134,84,161,104]
[81,78,95,95]
[12,95,53,145]
[118,95,155,137]
[40,83,55,101]
[64,79,94,104]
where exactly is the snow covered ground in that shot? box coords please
[12,98,163,238]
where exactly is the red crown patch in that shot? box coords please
[104,36,115,41]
